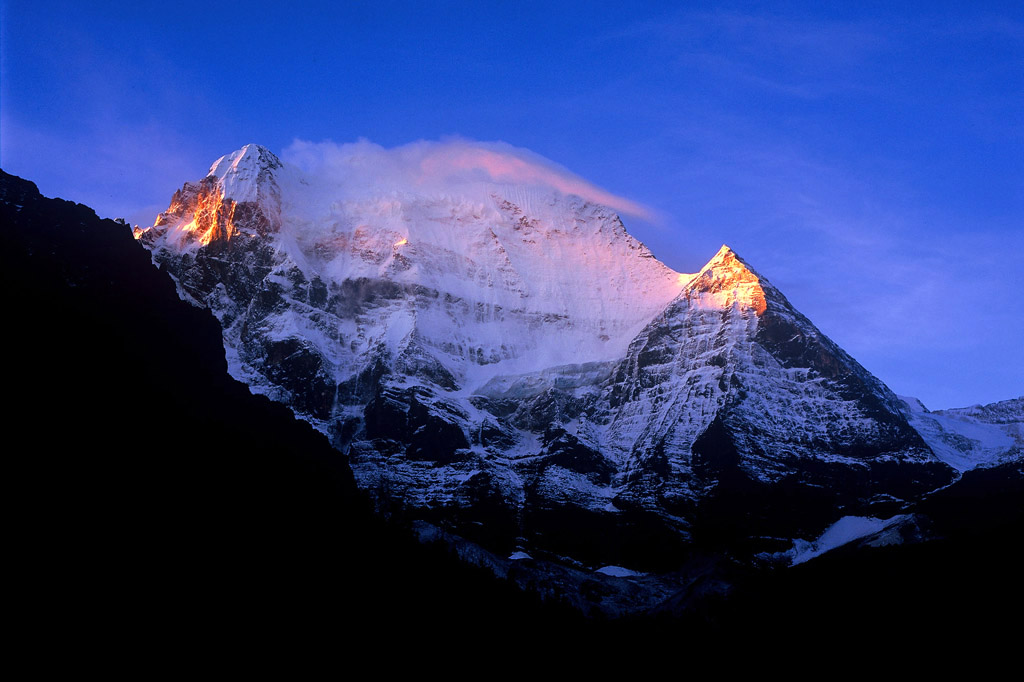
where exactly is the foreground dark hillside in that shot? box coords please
[3,168,1020,658]
[1,169,589,650]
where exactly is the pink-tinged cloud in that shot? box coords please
[283,138,655,220]
[417,144,654,219]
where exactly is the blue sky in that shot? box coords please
[2,0,1021,409]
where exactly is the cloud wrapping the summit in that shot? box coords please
[281,138,654,220]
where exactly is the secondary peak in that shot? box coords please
[702,244,749,270]
[688,244,768,315]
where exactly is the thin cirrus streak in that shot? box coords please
[282,138,656,221]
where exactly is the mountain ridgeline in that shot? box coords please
[4,158,1021,644]
[133,145,1019,587]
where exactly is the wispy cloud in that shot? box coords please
[282,138,656,220]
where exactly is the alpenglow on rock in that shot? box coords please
[137,144,956,569]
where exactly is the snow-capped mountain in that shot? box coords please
[137,144,1011,570]
[140,144,682,411]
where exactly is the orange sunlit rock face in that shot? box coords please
[687,246,769,316]
[717,249,767,316]
[152,178,239,248]
[394,237,408,247]
[182,185,238,246]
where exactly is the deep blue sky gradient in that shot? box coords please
[2,0,1021,408]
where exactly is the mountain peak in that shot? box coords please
[687,244,767,315]
[208,143,279,174]
[712,243,736,259]
[205,144,282,205]
[141,144,285,248]
[140,143,685,379]
[702,244,755,272]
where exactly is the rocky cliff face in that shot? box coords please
[138,144,962,570]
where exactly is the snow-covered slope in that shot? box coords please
[900,396,1022,472]
[139,144,685,408]
[592,246,949,537]
[138,144,971,570]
